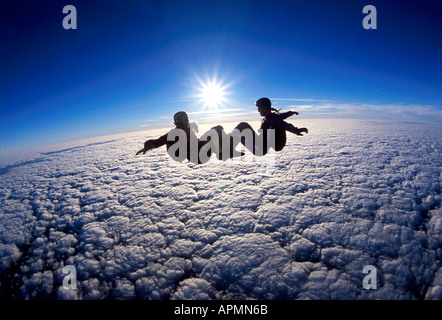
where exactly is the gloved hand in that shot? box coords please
[136,140,154,156]
[295,127,308,136]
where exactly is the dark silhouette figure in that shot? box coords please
[136,111,203,163]
[228,97,308,156]
[136,111,242,164]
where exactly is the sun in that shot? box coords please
[195,77,229,111]
[200,82,225,109]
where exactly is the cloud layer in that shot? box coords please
[0,119,441,300]
[285,103,442,123]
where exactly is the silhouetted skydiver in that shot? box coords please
[136,111,242,164]
[136,111,203,163]
[228,97,308,156]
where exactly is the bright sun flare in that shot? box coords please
[197,80,227,110]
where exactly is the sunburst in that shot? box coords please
[195,75,230,111]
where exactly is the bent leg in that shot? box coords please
[202,125,243,161]
[235,122,254,132]
[230,122,267,156]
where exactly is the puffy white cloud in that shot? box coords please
[0,119,441,300]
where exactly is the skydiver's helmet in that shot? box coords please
[174,111,189,128]
[255,97,272,111]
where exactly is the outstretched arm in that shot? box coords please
[280,111,299,120]
[283,122,308,136]
[136,134,168,156]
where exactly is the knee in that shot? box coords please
[236,122,251,130]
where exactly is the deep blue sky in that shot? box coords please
[1,0,441,155]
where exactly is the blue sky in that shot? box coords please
[1,0,441,155]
